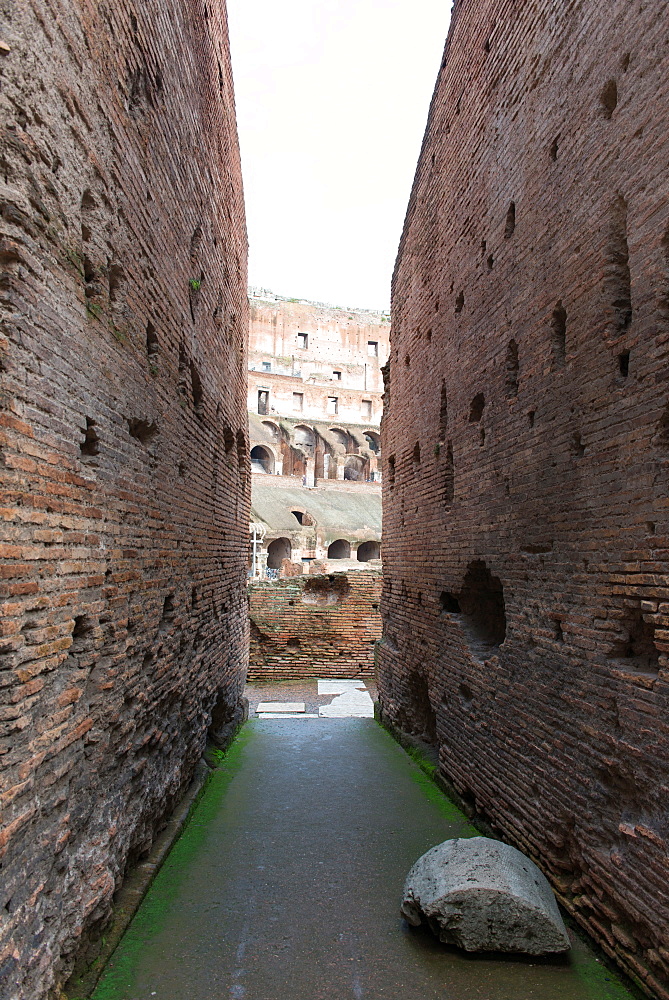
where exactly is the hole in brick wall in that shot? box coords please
[189,224,203,267]
[435,298,440,312]
[218,60,224,92]
[455,291,464,314]
[606,195,632,333]
[654,402,669,447]
[551,301,567,368]
[618,350,630,377]
[457,560,506,659]
[661,225,669,321]
[388,454,396,485]
[600,78,618,119]
[604,195,632,333]
[108,263,125,304]
[68,614,95,659]
[647,521,656,535]
[372,602,379,610]
[439,379,448,439]
[302,575,350,606]
[191,586,198,607]
[426,328,432,343]
[609,604,660,675]
[553,619,564,643]
[571,431,585,458]
[440,592,461,613]
[621,52,631,72]
[504,201,516,238]
[286,637,301,649]
[412,442,421,464]
[237,430,247,477]
[459,681,473,707]
[469,393,485,422]
[487,254,494,270]
[190,361,204,416]
[506,339,519,397]
[161,594,175,622]
[479,426,486,447]
[405,354,410,368]
[178,461,186,477]
[549,136,559,161]
[445,441,454,507]
[80,417,99,457]
[397,671,437,743]
[128,418,158,444]
[528,410,536,427]
[146,322,158,357]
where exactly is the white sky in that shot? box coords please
[227,0,452,312]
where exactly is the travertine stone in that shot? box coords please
[401,838,570,955]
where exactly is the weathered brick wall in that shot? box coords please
[249,572,382,680]
[380,1,669,996]
[0,2,248,997]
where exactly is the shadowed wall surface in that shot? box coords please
[0,1,248,996]
[379,1,669,996]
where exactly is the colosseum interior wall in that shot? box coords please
[0,1,249,997]
[379,1,669,996]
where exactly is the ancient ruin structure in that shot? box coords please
[248,289,388,484]
[247,291,384,577]
[249,570,382,682]
[0,2,248,998]
[379,1,669,997]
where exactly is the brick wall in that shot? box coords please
[0,2,248,997]
[380,1,669,997]
[249,572,382,681]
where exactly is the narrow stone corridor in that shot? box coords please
[90,705,633,1000]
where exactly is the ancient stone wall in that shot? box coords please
[380,1,669,996]
[249,572,382,681]
[0,2,248,997]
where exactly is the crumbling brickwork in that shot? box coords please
[380,1,669,996]
[0,2,248,997]
[249,572,382,681]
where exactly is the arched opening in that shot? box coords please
[250,445,274,474]
[267,537,291,569]
[364,431,381,454]
[294,424,316,453]
[457,560,506,659]
[344,455,367,481]
[329,428,349,450]
[327,539,351,559]
[291,510,315,526]
[262,420,280,442]
[357,540,380,562]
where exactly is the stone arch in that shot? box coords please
[364,431,381,454]
[267,537,291,568]
[250,445,274,474]
[329,427,349,450]
[344,454,367,481]
[327,539,351,559]
[261,420,281,442]
[357,540,380,562]
[293,424,316,452]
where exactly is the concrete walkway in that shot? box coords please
[92,719,633,1000]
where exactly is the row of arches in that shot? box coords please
[251,421,381,481]
[266,537,380,568]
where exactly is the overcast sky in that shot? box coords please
[227,1,452,312]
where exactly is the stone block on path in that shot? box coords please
[401,836,570,955]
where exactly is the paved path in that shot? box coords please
[92,719,633,1000]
